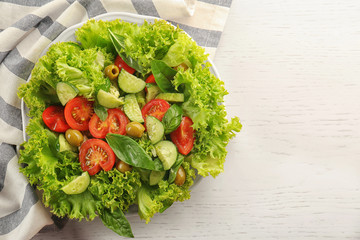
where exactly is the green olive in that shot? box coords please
[174,165,186,186]
[116,160,132,173]
[104,64,120,81]
[174,63,189,71]
[126,122,145,138]
[65,129,84,147]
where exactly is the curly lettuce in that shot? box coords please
[137,161,195,223]
[18,42,114,117]
[76,19,185,75]
[88,169,141,212]
[174,64,242,177]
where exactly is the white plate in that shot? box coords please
[20,13,219,222]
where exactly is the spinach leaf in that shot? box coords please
[151,60,177,93]
[106,134,163,171]
[162,104,183,134]
[108,29,144,74]
[99,207,134,238]
[168,154,184,184]
[94,102,108,121]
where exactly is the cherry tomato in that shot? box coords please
[89,108,129,138]
[145,74,156,92]
[79,139,116,175]
[64,97,94,131]
[141,99,170,121]
[114,55,135,74]
[145,74,156,84]
[170,116,195,155]
[42,105,70,132]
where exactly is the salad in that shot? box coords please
[18,18,241,238]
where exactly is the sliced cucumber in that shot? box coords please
[61,172,90,195]
[56,82,79,106]
[57,134,77,152]
[97,89,124,108]
[155,140,178,170]
[156,93,184,103]
[149,170,166,186]
[136,90,146,109]
[146,84,162,103]
[118,69,146,93]
[146,116,164,144]
[124,94,144,123]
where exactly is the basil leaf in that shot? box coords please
[108,29,144,74]
[162,104,183,134]
[106,134,161,171]
[151,60,177,93]
[99,207,134,238]
[94,102,108,121]
[168,154,184,184]
[153,158,164,171]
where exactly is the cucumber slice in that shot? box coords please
[56,82,79,105]
[57,134,77,152]
[146,84,162,103]
[156,93,184,103]
[97,89,124,108]
[146,116,164,144]
[118,69,146,93]
[124,94,144,123]
[149,170,166,186]
[155,140,178,170]
[136,90,146,109]
[61,172,90,195]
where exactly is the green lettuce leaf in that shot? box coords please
[173,63,242,177]
[88,169,141,212]
[76,19,184,76]
[18,42,114,116]
[19,118,101,220]
[137,161,195,223]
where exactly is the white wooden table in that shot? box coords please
[33,0,360,239]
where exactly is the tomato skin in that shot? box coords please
[114,55,135,74]
[89,108,129,138]
[141,99,170,121]
[170,116,195,155]
[145,74,156,93]
[79,139,116,175]
[64,97,94,131]
[145,74,156,84]
[42,105,70,132]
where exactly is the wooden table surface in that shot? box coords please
[33,0,360,239]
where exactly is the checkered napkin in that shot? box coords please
[0,0,232,239]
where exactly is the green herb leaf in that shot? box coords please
[108,29,144,74]
[151,60,177,93]
[106,134,163,171]
[168,154,184,183]
[94,102,108,121]
[162,104,183,134]
[99,207,134,238]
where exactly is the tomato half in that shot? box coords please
[64,97,94,131]
[141,99,170,121]
[89,108,129,138]
[79,139,116,175]
[170,116,195,155]
[114,55,135,74]
[42,105,70,132]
